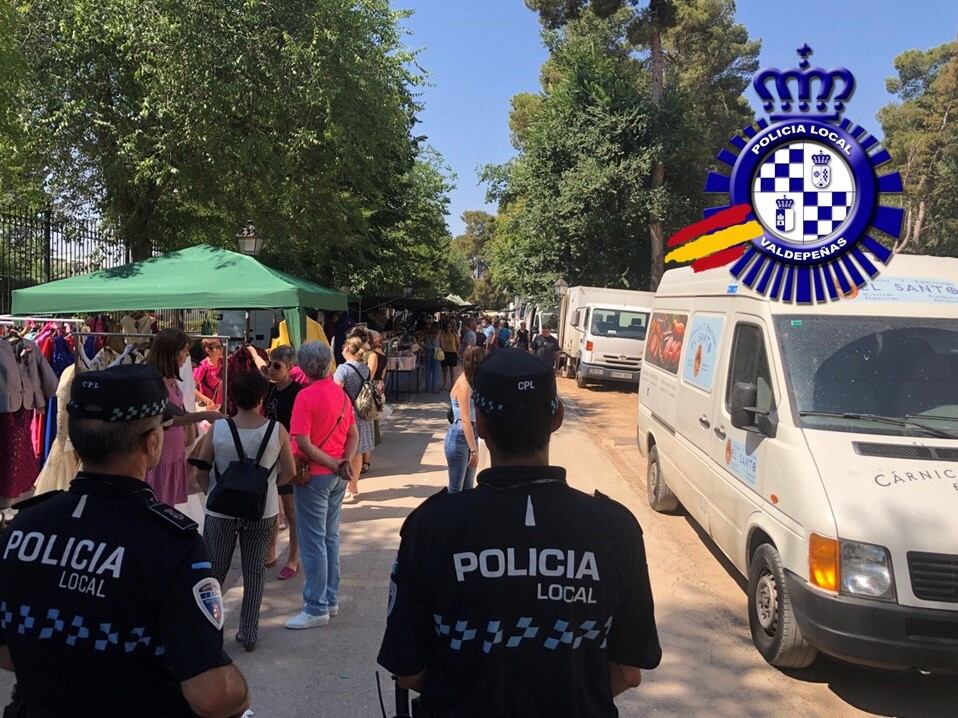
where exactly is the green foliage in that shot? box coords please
[879,41,958,256]
[485,2,758,297]
[3,0,456,296]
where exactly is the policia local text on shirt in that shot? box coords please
[0,365,250,718]
[378,350,662,717]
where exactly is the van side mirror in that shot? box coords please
[730,381,778,438]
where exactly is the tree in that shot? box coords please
[879,41,958,256]
[8,0,453,296]
[483,2,757,298]
[524,0,758,287]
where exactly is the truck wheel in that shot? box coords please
[575,370,587,389]
[562,364,574,379]
[646,445,679,512]
[747,544,818,669]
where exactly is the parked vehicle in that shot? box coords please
[557,286,655,388]
[637,254,958,674]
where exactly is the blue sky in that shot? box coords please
[399,0,958,237]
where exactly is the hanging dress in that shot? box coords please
[34,364,81,494]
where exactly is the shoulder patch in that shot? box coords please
[147,501,198,532]
[192,578,225,630]
[12,490,63,511]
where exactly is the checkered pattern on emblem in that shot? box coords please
[755,147,805,193]
[802,191,851,240]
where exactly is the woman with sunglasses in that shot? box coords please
[263,346,303,580]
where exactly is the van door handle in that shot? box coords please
[714,426,727,440]
[698,415,711,429]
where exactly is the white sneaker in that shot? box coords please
[284,611,330,630]
[328,605,339,617]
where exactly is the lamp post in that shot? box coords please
[235,220,264,256]
[553,277,569,299]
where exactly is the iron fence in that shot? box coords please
[0,207,129,314]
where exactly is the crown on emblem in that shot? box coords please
[753,44,855,123]
[775,196,794,209]
[811,150,831,165]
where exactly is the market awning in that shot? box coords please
[11,244,347,315]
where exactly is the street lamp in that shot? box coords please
[554,278,569,299]
[235,220,264,256]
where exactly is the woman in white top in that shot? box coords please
[191,370,296,652]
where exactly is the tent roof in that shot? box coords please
[11,244,347,315]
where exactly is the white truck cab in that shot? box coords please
[558,287,655,388]
[637,254,958,673]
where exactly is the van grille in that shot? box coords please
[854,442,958,461]
[908,552,958,603]
[600,354,642,370]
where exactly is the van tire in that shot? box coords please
[747,544,818,669]
[646,446,679,512]
[575,370,587,389]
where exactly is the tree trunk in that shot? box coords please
[121,202,156,261]
[648,23,666,290]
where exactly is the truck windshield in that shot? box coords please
[774,315,958,436]
[590,309,649,340]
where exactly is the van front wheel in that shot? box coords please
[575,370,587,389]
[747,544,818,669]
[646,446,679,512]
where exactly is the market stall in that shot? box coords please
[11,244,347,347]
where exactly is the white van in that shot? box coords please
[636,254,958,673]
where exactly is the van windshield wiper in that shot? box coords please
[905,415,958,439]
[799,411,958,439]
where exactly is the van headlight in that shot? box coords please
[840,540,896,602]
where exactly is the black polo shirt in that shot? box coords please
[0,473,231,717]
[378,466,661,717]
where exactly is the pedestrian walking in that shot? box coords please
[423,324,443,394]
[379,350,661,715]
[514,321,530,351]
[0,364,249,718]
[146,329,222,506]
[497,320,513,349]
[193,338,224,410]
[439,321,460,390]
[366,331,388,460]
[191,370,297,652]
[285,341,358,630]
[334,337,375,500]
[444,345,485,493]
[263,345,303,579]
[531,325,560,371]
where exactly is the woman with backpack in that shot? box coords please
[334,336,375,502]
[190,370,296,652]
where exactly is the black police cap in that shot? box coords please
[472,349,558,415]
[68,364,176,424]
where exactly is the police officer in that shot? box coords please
[0,365,250,718]
[378,349,661,717]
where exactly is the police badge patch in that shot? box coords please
[193,578,225,630]
[701,44,905,303]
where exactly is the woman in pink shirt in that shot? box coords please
[193,338,224,409]
[284,341,359,630]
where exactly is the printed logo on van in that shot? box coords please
[645,313,687,375]
[664,45,905,304]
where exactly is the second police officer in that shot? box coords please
[378,349,662,716]
[0,364,250,718]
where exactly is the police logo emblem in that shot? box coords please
[192,578,225,630]
[703,44,905,302]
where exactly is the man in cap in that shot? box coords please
[378,350,661,716]
[0,365,249,718]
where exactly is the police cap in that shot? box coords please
[473,349,558,415]
[68,364,179,424]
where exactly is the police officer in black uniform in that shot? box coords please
[378,349,661,717]
[0,365,250,718]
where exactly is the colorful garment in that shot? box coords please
[145,378,188,505]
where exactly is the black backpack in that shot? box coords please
[207,419,277,521]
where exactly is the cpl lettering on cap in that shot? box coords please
[81,380,101,390]
[517,380,535,391]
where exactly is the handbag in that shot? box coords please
[347,363,383,420]
[207,419,277,520]
[292,394,348,486]
[434,346,446,362]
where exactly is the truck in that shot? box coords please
[557,286,656,388]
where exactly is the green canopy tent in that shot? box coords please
[11,244,347,347]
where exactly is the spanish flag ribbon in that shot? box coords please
[665,204,764,272]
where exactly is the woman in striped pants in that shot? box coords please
[191,370,296,651]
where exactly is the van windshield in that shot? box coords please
[774,316,958,436]
[590,309,649,340]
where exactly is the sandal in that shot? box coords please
[278,565,299,581]
[265,557,278,568]
[361,463,370,474]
